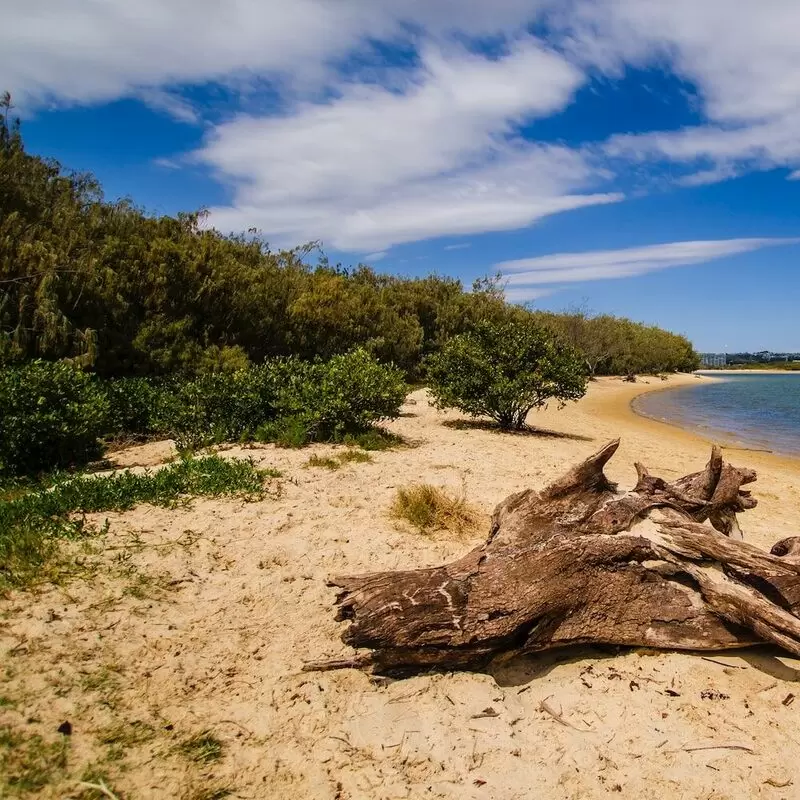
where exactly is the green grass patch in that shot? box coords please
[305,455,341,470]
[0,455,279,591]
[391,484,481,536]
[337,449,373,464]
[178,730,224,764]
[0,726,69,796]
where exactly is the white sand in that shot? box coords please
[3,375,800,798]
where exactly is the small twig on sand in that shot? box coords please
[471,707,499,719]
[539,696,592,732]
[76,781,121,800]
[700,656,746,669]
[683,743,755,754]
[218,719,255,739]
[764,778,793,788]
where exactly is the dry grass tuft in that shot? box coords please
[306,450,374,470]
[391,483,481,536]
[337,449,373,465]
[305,454,341,470]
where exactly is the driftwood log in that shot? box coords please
[308,440,800,675]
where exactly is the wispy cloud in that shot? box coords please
[201,40,620,250]
[498,238,800,287]
[444,243,472,251]
[503,286,556,304]
[136,89,201,124]
[575,0,800,185]
[152,156,181,170]
[364,251,387,262]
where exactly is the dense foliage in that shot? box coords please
[0,360,109,477]
[427,317,589,429]
[0,352,406,478]
[532,309,700,376]
[1,99,698,381]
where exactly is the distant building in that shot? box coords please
[699,353,727,368]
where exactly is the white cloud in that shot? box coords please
[364,251,387,262]
[563,1,800,181]
[136,89,200,125]
[8,0,800,249]
[2,0,553,109]
[498,238,800,286]
[201,41,621,250]
[444,243,472,251]
[675,165,740,188]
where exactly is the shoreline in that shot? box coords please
[697,368,800,375]
[531,371,800,473]
[623,372,800,466]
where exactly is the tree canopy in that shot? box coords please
[0,96,700,379]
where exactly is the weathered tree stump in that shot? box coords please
[307,440,800,675]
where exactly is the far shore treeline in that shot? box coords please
[1,95,699,479]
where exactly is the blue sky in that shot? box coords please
[7,1,800,351]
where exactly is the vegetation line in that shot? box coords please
[0,455,277,590]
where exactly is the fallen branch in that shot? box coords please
[309,441,800,676]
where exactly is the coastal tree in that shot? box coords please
[426,316,588,429]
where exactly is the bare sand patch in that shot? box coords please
[2,376,800,798]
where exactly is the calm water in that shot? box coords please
[633,372,800,456]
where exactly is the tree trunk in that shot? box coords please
[307,440,800,675]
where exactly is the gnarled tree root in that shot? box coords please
[307,440,800,675]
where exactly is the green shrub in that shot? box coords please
[159,366,279,450]
[255,416,311,448]
[272,349,407,440]
[103,377,166,437]
[427,317,588,430]
[0,361,109,479]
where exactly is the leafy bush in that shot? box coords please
[427,317,588,429]
[103,377,166,437]
[0,352,405,476]
[161,366,278,450]
[272,349,407,440]
[0,361,109,479]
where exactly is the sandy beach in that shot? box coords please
[3,375,800,799]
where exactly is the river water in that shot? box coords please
[632,372,800,457]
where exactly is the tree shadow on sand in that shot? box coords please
[441,418,593,443]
